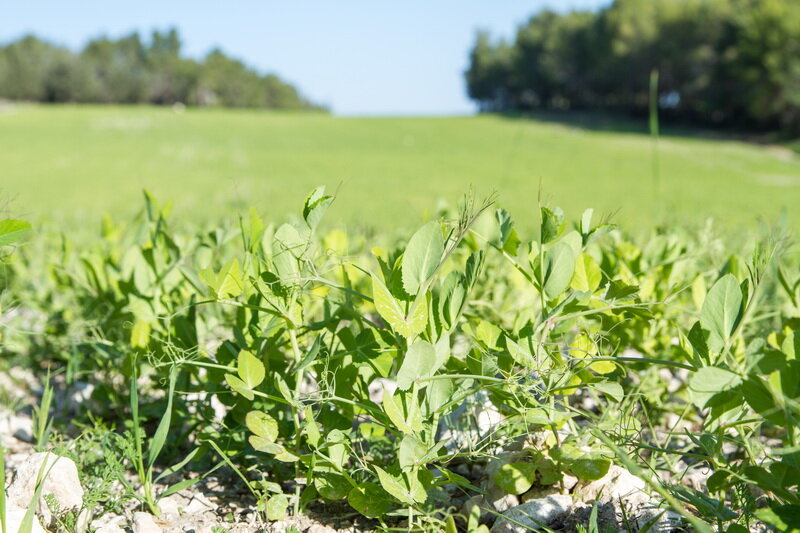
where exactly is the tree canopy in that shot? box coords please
[0,29,324,111]
[465,0,800,134]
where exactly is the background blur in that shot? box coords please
[1,0,799,230]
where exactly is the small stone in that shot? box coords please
[575,465,649,513]
[157,494,185,516]
[491,495,573,532]
[307,525,338,533]
[2,505,46,533]
[133,511,162,533]
[91,513,127,533]
[7,452,84,525]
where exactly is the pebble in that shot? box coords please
[490,494,573,532]
[133,511,163,532]
[6,452,84,525]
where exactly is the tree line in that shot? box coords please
[0,29,323,110]
[465,0,800,134]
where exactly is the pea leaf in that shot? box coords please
[543,242,576,299]
[199,258,243,299]
[348,482,393,518]
[372,275,428,339]
[571,456,611,481]
[571,253,602,292]
[700,274,742,346]
[689,366,742,408]
[264,493,288,521]
[401,221,444,295]
[0,219,31,246]
[303,186,333,230]
[540,206,564,244]
[237,350,265,389]
[375,466,425,505]
[396,340,441,390]
[494,462,537,494]
[594,381,624,402]
[245,410,278,442]
[225,374,254,400]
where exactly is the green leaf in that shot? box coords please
[571,456,611,481]
[371,275,428,339]
[444,515,458,533]
[594,381,624,402]
[249,436,283,454]
[237,350,265,389]
[689,366,742,408]
[272,223,305,285]
[551,444,611,481]
[200,258,243,299]
[397,340,442,390]
[543,242,576,299]
[382,389,423,434]
[326,429,350,470]
[304,407,321,447]
[147,366,177,469]
[700,274,742,346]
[0,219,31,246]
[245,410,278,442]
[264,493,289,521]
[303,186,333,230]
[225,374,254,400]
[506,337,535,368]
[315,474,350,500]
[348,482,392,518]
[494,462,537,495]
[398,435,429,471]
[374,466,418,505]
[401,221,444,295]
[540,206,564,244]
[571,253,602,292]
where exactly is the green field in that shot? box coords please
[2,104,799,231]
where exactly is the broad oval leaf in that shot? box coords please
[571,253,602,292]
[700,274,742,345]
[238,350,265,389]
[348,482,392,518]
[543,242,576,299]
[401,221,444,295]
[245,410,278,441]
[396,340,440,390]
[494,462,537,495]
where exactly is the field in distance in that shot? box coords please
[1,104,799,231]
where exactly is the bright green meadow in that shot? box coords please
[2,105,799,231]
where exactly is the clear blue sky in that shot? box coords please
[2,1,609,115]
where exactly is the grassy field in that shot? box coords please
[1,104,799,231]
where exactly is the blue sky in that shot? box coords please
[2,1,609,115]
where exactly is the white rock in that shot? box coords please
[91,513,127,533]
[6,452,84,525]
[157,494,184,516]
[575,465,649,512]
[307,525,338,533]
[2,505,46,533]
[438,390,503,453]
[368,378,397,403]
[491,495,573,532]
[133,511,162,532]
[0,410,34,442]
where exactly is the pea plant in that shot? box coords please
[3,189,798,532]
